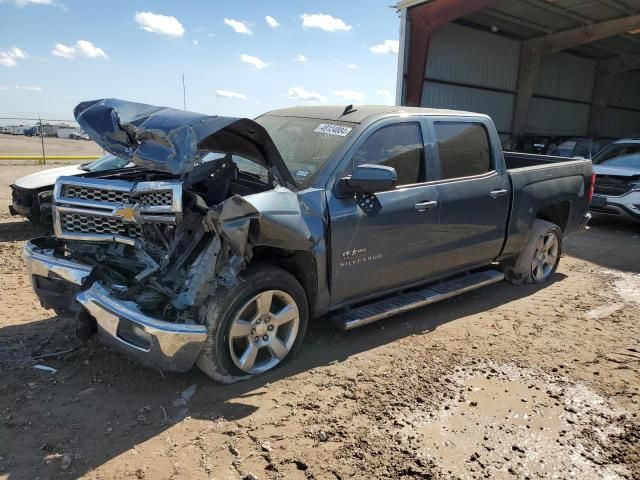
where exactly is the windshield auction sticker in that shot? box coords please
[314,124,353,137]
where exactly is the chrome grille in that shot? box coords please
[53,176,182,244]
[594,176,632,197]
[62,213,144,238]
[137,190,173,206]
[60,185,174,207]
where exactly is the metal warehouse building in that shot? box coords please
[396,0,640,141]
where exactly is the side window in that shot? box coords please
[434,122,492,180]
[352,123,425,186]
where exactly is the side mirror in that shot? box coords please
[335,164,397,198]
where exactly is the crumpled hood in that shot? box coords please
[74,98,295,187]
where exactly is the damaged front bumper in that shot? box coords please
[23,237,208,372]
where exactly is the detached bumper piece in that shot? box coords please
[23,238,207,372]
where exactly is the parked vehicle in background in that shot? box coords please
[23,99,592,381]
[9,154,131,225]
[590,138,640,221]
[503,135,613,159]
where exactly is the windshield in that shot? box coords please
[255,115,356,187]
[593,144,640,169]
[83,154,130,172]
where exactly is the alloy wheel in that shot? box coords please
[227,290,300,374]
[531,232,559,282]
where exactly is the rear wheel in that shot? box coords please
[196,264,308,383]
[503,219,562,285]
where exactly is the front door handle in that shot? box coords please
[415,200,438,212]
[490,189,508,198]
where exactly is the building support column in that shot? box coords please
[403,0,500,107]
[512,45,541,136]
[588,65,614,137]
[405,12,432,107]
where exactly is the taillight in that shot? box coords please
[588,172,596,203]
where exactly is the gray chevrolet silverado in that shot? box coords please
[23,99,593,382]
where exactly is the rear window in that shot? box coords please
[255,115,355,188]
[434,122,492,180]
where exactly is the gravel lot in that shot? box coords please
[0,133,103,157]
[0,164,638,479]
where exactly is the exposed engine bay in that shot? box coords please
[55,155,276,323]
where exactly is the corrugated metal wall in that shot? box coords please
[601,71,640,138]
[422,82,514,132]
[527,97,591,135]
[608,71,640,110]
[533,52,596,103]
[425,23,520,91]
[601,108,640,138]
[413,22,639,139]
[525,52,596,136]
[420,24,518,134]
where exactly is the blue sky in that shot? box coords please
[0,0,401,121]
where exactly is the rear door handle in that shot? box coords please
[415,200,438,212]
[490,189,508,198]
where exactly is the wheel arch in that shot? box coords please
[250,246,318,315]
[536,201,570,232]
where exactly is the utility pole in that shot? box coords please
[38,113,46,165]
[182,73,187,111]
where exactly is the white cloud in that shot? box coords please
[346,63,358,69]
[301,13,352,32]
[370,39,399,55]
[287,86,326,103]
[215,89,248,100]
[52,40,108,60]
[334,90,365,103]
[207,33,215,38]
[294,54,308,63]
[135,11,185,38]
[7,0,54,6]
[15,85,42,91]
[265,16,280,28]
[0,47,26,67]
[376,89,394,105]
[193,40,199,46]
[240,53,269,69]
[0,86,9,90]
[224,18,252,35]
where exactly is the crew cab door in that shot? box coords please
[327,118,441,306]
[428,119,510,276]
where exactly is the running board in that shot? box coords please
[332,270,504,331]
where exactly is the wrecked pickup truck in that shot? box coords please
[23,99,593,381]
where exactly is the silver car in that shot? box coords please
[590,139,640,221]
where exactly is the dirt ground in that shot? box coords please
[0,133,103,157]
[0,164,638,480]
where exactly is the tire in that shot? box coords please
[196,264,309,383]
[503,219,562,285]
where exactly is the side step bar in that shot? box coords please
[332,270,504,331]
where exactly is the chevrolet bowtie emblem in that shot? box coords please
[114,207,137,221]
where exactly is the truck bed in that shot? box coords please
[504,151,578,169]
[499,151,593,261]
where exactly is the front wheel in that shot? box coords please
[196,264,309,383]
[503,219,562,285]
